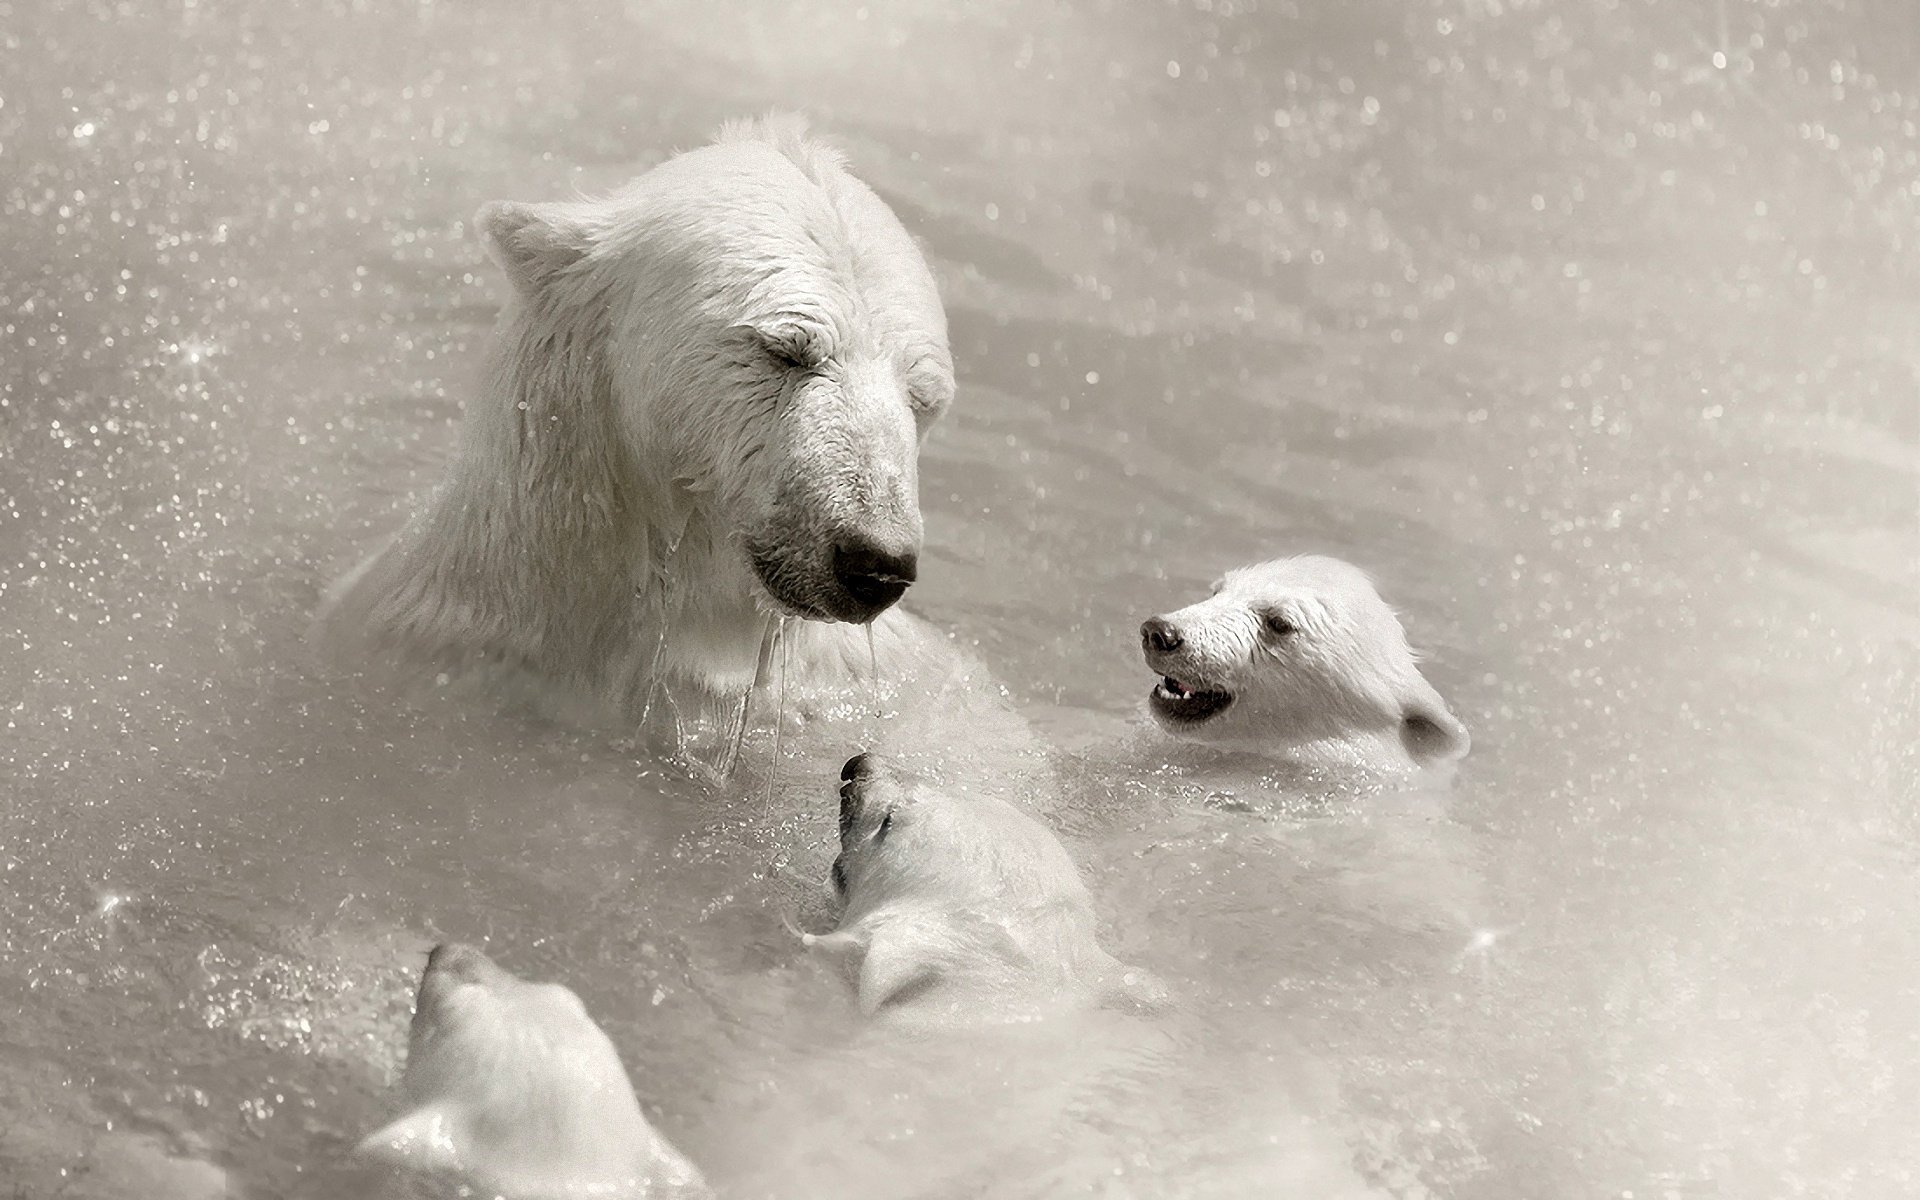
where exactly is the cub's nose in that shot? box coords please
[832,536,917,618]
[838,753,873,838]
[1141,616,1184,655]
[425,942,494,984]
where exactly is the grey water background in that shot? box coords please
[1,0,1916,1196]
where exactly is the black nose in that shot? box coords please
[1141,617,1183,654]
[838,754,871,838]
[832,537,917,616]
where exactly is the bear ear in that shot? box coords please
[799,927,867,969]
[1397,674,1470,763]
[854,927,943,1014]
[355,1106,461,1173]
[474,200,589,296]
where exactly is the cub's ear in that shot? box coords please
[1397,673,1470,763]
[806,920,946,1014]
[799,927,866,969]
[474,201,589,296]
[854,926,943,1014]
[355,1106,461,1173]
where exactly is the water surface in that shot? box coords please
[1,1,1916,1197]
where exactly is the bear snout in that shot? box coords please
[831,536,917,618]
[426,942,495,984]
[838,754,871,839]
[1141,616,1184,656]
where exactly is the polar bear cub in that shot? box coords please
[358,943,707,1199]
[1140,556,1469,770]
[804,753,1162,1020]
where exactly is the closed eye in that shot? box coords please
[875,811,893,840]
[745,316,829,374]
[765,343,813,372]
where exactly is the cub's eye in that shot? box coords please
[875,811,894,840]
[1262,611,1297,637]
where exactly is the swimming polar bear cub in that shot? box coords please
[1141,556,1469,770]
[322,114,955,710]
[358,943,708,1199]
[805,753,1163,1020]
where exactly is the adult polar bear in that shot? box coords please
[323,116,964,723]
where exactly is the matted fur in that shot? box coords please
[320,115,954,716]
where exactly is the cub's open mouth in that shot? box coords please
[1149,675,1234,723]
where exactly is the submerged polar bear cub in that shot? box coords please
[323,115,955,710]
[1141,556,1469,770]
[358,943,707,1199]
[805,753,1162,1020]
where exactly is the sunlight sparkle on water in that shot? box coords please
[175,336,221,366]
[1452,927,1508,984]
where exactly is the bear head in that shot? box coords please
[357,943,706,1198]
[809,753,1164,1018]
[474,117,953,628]
[1140,556,1469,766]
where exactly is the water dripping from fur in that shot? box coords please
[688,614,780,784]
[865,623,883,719]
[706,686,754,784]
[636,522,688,731]
[765,615,793,807]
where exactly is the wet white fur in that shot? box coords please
[358,946,707,1199]
[808,758,1162,1021]
[319,114,953,711]
[1145,556,1469,770]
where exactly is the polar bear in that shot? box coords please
[357,943,708,1199]
[320,115,955,714]
[802,753,1163,1021]
[1140,556,1469,770]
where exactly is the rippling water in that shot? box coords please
[2,1,1916,1197]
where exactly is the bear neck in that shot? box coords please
[347,302,650,698]
[1200,697,1416,775]
[400,300,647,689]
[1280,726,1418,773]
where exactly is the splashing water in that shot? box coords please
[636,521,688,731]
[688,638,763,785]
[765,615,793,808]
